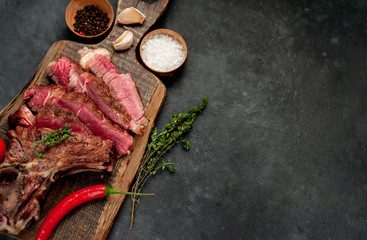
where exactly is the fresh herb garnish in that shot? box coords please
[33,125,72,157]
[129,97,208,229]
[34,125,72,148]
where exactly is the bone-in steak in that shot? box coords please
[0,126,114,235]
[1,47,145,235]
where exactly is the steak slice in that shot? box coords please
[24,85,66,112]
[48,57,145,135]
[58,92,133,156]
[35,104,93,135]
[78,47,148,132]
[47,56,85,91]
[0,126,114,235]
[78,48,118,81]
[107,72,147,125]
[9,104,92,136]
[83,73,138,132]
[8,104,35,128]
[24,85,133,156]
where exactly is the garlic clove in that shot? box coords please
[113,30,134,51]
[117,7,146,25]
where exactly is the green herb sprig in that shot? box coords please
[129,97,208,229]
[33,125,72,157]
[34,125,71,148]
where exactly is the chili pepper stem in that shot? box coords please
[105,186,154,197]
[105,186,122,196]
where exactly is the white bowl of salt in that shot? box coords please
[140,29,188,78]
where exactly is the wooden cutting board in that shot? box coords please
[0,0,169,239]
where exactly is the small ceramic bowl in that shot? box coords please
[65,0,114,39]
[139,29,188,78]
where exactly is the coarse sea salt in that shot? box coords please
[141,33,186,72]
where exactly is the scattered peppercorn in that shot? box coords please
[73,5,110,36]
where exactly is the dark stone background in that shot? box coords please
[1,0,367,239]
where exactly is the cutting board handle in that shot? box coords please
[101,0,170,52]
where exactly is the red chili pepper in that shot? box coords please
[35,185,153,240]
[0,138,6,162]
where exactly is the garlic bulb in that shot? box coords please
[117,7,146,25]
[113,30,134,51]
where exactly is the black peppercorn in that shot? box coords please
[73,5,110,36]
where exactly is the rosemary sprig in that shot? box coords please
[129,97,209,229]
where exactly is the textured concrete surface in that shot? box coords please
[1,0,367,239]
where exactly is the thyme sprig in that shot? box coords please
[34,125,71,148]
[33,125,72,158]
[129,97,208,229]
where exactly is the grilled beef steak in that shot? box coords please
[48,57,145,135]
[1,47,145,235]
[47,56,85,91]
[24,85,133,156]
[8,104,35,128]
[24,85,66,112]
[58,92,134,156]
[35,104,93,135]
[9,104,93,135]
[78,47,148,132]
[0,126,114,235]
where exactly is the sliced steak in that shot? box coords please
[35,104,93,135]
[24,85,133,156]
[48,56,145,135]
[24,85,66,112]
[8,104,35,128]
[78,48,118,81]
[107,72,147,126]
[47,56,84,91]
[8,104,92,136]
[58,92,133,156]
[78,47,148,132]
[0,126,114,235]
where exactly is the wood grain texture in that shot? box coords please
[0,0,170,239]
